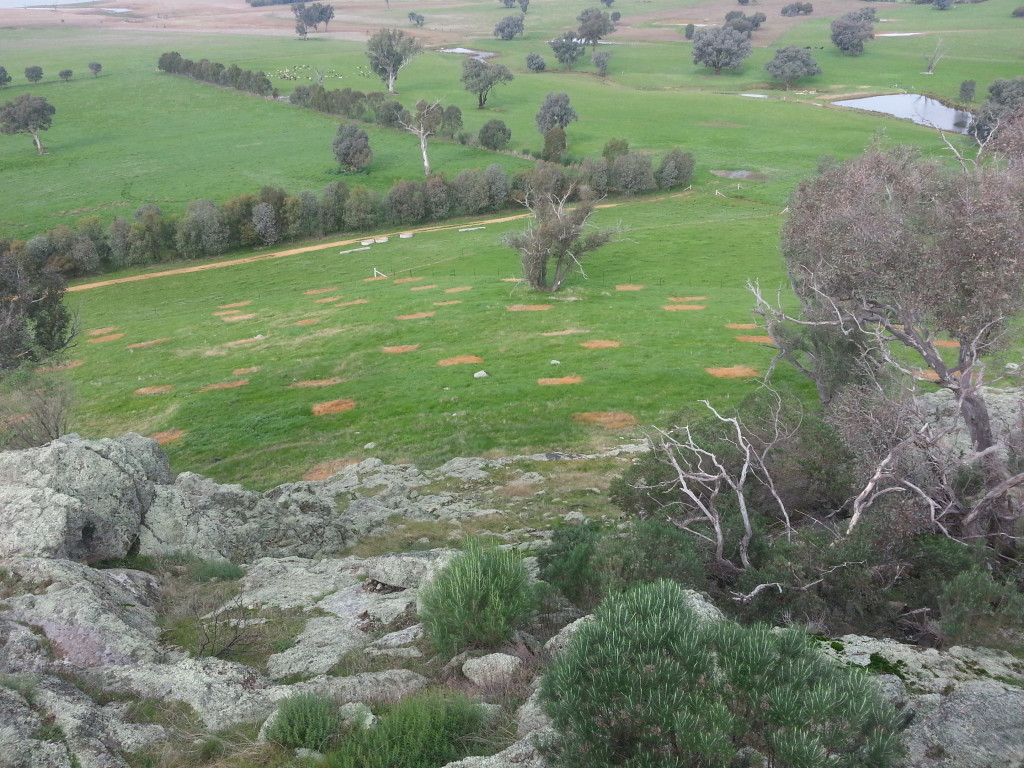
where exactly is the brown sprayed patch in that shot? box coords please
[434,300,462,306]
[313,296,342,304]
[134,385,174,395]
[574,411,638,428]
[291,377,345,388]
[396,311,435,320]
[501,278,523,283]
[201,379,249,391]
[445,286,473,293]
[222,313,257,322]
[934,340,961,349]
[304,287,339,295]
[225,336,265,348]
[541,329,589,336]
[150,428,186,444]
[616,284,645,291]
[218,301,251,309]
[383,345,419,354]
[312,398,356,416]
[87,326,118,336]
[42,360,85,371]
[232,366,260,375]
[508,305,553,312]
[737,335,775,344]
[127,338,171,349]
[294,318,322,326]
[437,355,484,366]
[706,366,759,379]
[725,323,758,330]
[410,284,437,292]
[914,369,942,382]
[394,276,424,284]
[88,333,125,343]
[364,276,388,282]
[580,339,621,349]
[663,305,706,311]
[303,458,361,481]
[538,375,583,386]
[212,310,242,317]
[338,299,370,307]
[668,296,708,302]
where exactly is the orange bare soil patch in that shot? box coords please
[222,313,257,322]
[43,360,84,371]
[87,326,118,336]
[291,377,345,388]
[445,286,473,293]
[382,345,419,353]
[394,276,424,284]
[303,458,362,482]
[294,318,322,326]
[574,411,638,428]
[233,367,260,375]
[364,276,388,282]
[134,385,174,395]
[580,340,621,349]
[706,366,759,379]
[663,305,706,311]
[411,285,438,291]
[396,311,435,320]
[225,336,265,348]
[541,329,589,336]
[201,379,249,391]
[434,300,462,306]
[668,296,708,302]
[127,338,171,349]
[737,336,775,344]
[150,429,186,445]
[538,375,583,385]
[218,301,251,309]
[312,398,356,416]
[88,333,125,343]
[313,296,342,304]
[438,355,484,366]
[508,305,553,312]
[915,369,942,382]
[304,287,339,295]
[616,285,645,291]
[934,340,961,349]
[725,323,759,330]
[338,299,370,307]
[212,310,242,317]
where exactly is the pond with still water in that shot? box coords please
[833,94,972,134]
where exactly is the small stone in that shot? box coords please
[562,511,586,525]
[364,442,377,450]
[550,360,560,365]
[474,370,489,379]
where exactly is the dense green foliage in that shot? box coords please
[266,693,342,750]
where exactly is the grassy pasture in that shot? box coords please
[3,0,1021,485]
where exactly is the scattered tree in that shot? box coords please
[1014,5,1024,16]
[592,50,611,76]
[478,118,511,150]
[399,99,443,175]
[518,0,529,12]
[365,28,423,93]
[960,79,976,102]
[460,58,514,109]
[493,14,525,40]
[24,66,43,83]
[830,14,874,56]
[0,94,56,155]
[58,69,73,82]
[542,126,567,162]
[0,67,10,88]
[549,32,587,70]
[526,52,547,72]
[691,26,752,74]
[764,46,821,90]
[499,0,516,6]
[576,7,616,51]
[602,138,629,161]
[781,1,813,15]
[684,23,695,39]
[503,188,613,292]
[611,11,621,22]
[655,147,696,189]
[332,123,373,172]
[292,2,334,31]
[535,91,579,134]
[88,62,102,77]
[408,12,425,27]
[440,104,463,137]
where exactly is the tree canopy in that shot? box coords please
[0,67,10,88]
[576,8,616,50]
[366,28,422,93]
[691,26,752,74]
[764,46,821,90]
[493,14,525,40]
[0,94,56,155]
[460,58,514,109]
[535,91,579,134]
[549,32,587,70]
[24,66,43,83]
[332,123,373,172]
[830,13,874,55]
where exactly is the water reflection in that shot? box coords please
[833,94,972,134]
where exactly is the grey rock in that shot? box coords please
[544,616,595,658]
[338,701,376,729]
[369,624,423,649]
[237,557,361,611]
[362,550,456,590]
[562,511,586,525]
[462,653,523,688]
[435,457,493,482]
[0,685,75,768]
[266,616,369,680]
[0,619,52,675]
[294,669,429,704]
[317,583,418,626]
[516,689,552,738]
[439,730,552,768]
[363,646,423,659]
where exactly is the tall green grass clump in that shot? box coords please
[419,541,538,654]
[939,569,1024,650]
[327,691,487,768]
[265,692,342,751]
[540,580,903,768]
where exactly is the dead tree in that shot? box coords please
[398,99,442,175]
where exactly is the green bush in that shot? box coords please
[327,691,487,768]
[536,523,601,608]
[192,560,246,582]
[265,692,342,751]
[939,569,1024,649]
[419,541,538,654]
[540,581,903,768]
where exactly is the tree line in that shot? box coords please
[157,52,276,98]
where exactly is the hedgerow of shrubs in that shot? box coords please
[540,580,904,768]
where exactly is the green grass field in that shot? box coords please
[4,0,1021,486]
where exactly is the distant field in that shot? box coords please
[3,0,1020,485]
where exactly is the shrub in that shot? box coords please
[939,569,1024,649]
[541,580,903,768]
[960,79,976,102]
[266,692,341,750]
[419,541,537,654]
[1014,5,1024,15]
[525,52,546,72]
[478,119,512,150]
[537,524,602,607]
[192,560,245,582]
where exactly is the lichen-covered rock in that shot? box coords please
[516,689,552,739]
[438,732,551,768]
[293,669,429,704]
[0,685,75,768]
[0,619,52,675]
[462,654,523,688]
[362,550,456,590]
[236,557,362,611]
[266,616,369,680]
